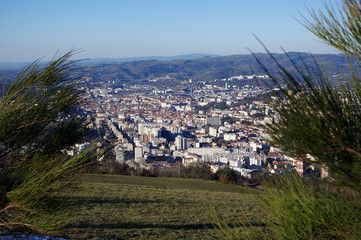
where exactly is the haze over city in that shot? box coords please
[1,0,338,62]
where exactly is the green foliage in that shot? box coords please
[0,53,82,156]
[216,1,361,239]
[252,1,361,190]
[180,163,213,180]
[0,51,106,234]
[260,174,361,240]
[211,206,271,240]
[257,52,361,189]
[215,168,238,183]
[249,1,361,238]
[303,0,361,59]
[213,174,361,240]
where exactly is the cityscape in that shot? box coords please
[1,0,359,239]
[70,71,328,180]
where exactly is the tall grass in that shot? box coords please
[261,174,361,239]
[214,174,361,239]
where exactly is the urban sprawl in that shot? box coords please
[71,74,329,179]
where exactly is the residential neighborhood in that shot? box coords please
[72,74,324,180]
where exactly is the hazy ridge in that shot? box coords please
[0,53,350,85]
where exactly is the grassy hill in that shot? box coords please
[58,174,269,240]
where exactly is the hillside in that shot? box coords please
[58,174,269,240]
[0,53,351,87]
[82,53,351,85]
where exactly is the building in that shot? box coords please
[209,127,218,137]
[206,117,221,127]
[115,146,125,164]
[223,133,237,141]
[175,135,187,150]
[321,163,330,178]
[134,146,143,163]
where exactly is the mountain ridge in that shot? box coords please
[0,53,352,87]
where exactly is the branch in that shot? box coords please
[0,222,33,227]
[322,134,361,158]
[344,146,361,158]
[0,204,21,214]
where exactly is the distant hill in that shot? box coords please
[0,53,353,86]
[78,54,220,65]
[79,52,351,85]
[0,62,32,71]
[0,54,218,70]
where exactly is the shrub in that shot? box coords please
[0,51,107,234]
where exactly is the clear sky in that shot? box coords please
[0,0,338,62]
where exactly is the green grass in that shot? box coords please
[56,174,268,240]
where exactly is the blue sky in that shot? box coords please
[0,0,338,62]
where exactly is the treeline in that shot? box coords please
[87,160,258,185]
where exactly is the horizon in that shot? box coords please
[1,0,338,62]
[0,51,344,65]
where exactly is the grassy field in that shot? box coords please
[58,174,268,240]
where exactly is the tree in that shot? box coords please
[251,1,361,238]
[255,0,361,190]
[304,0,361,60]
[214,1,361,239]
[215,168,237,183]
[0,51,106,234]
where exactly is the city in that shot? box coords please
[72,72,326,180]
[1,0,359,239]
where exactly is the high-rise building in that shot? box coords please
[115,146,125,164]
[175,135,187,150]
[134,146,143,163]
